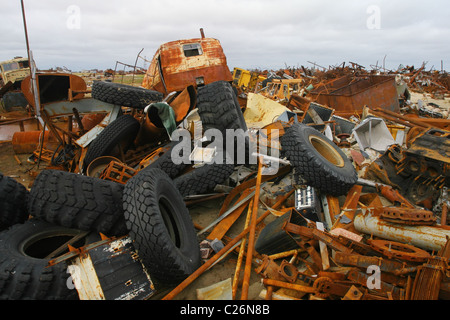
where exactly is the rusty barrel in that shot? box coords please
[12,130,59,154]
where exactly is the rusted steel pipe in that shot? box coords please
[371,108,431,129]
[268,249,304,261]
[162,188,295,300]
[232,199,253,300]
[354,212,450,251]
[442,202,448,226]
[265,286,273,300]
[241,157,264,300]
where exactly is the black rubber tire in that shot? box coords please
[197,80,247,133]
[197,81,249,164]
[143,140,190,179]
[28,169,128,237]
[0,219,83,300]
[0,173,29,231]
[123,168,201,285]
[91,81,163,109]
[281,123,357,196]
[173,161,235,197]
[83,114,140,171]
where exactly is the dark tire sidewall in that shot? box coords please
[123,168,200,285]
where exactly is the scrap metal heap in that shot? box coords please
[1,36,450,300]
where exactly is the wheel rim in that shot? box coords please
[309,135,345,168]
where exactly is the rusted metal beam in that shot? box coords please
[207,189,253,241]
[232,199,253,300]
[241,157,264,300]
[262,278,317,294]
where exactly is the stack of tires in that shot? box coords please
[142,80,247,197]
[0,170,127,300]
[0,80,249,299]
[82,81,164,172]
[120,80,248,284]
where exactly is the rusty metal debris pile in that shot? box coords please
[1,32,450,301]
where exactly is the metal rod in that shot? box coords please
[197,190,255,236]
[241,157,264,300]
[232,199,253,299]
[20,0,32,78]
[162,188,295,300]
[262,278,316,294]
[442,201,448,226]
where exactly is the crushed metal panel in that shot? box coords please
[243,93,290,128]
[21,72,87,108]
[352,117,396,152]
[67,237,156,300]
[397,128,450,188]
[309,75,400,116]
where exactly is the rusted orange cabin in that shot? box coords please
[142,35,232,95]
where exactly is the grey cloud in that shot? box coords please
[1,0,449,72]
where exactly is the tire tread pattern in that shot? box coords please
[83,114,140,170]
[0,173,29,231]
[281,123,357,196]
[123,168,200,285]
[28,169,127,236]
[92,81,163,109]
[0,219,78,300]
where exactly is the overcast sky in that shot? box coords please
[1,0,449,73]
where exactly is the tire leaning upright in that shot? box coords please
[281,123,357,196]
[123,168,201,285]
[82,114,140,171]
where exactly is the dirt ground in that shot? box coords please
[0,142,43,189]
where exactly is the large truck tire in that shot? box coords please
[0,219,85,300]
[92,81,163,109]
[143,140,190,179]
[0,173,29,231]
[83,114,140,171]
[173,161,235,197]
[281,123,357,196]
[196,80,247,133]
[197,81,248,164]
[123,168,201,285]
[28,169,128,237]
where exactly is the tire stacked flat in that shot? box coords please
[27,169,128,237]
[91,81,163,109]
[0,219,81,300]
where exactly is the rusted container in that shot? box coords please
[142,37,232,95]
[12,130,58,154]
[21,72,87,108]
[309,75,400,116]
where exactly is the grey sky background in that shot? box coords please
[1,0,449,73]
